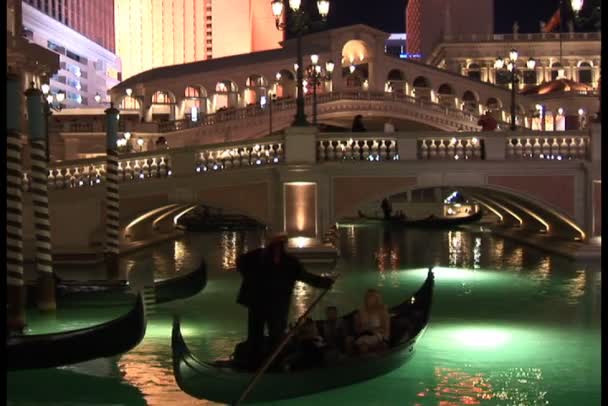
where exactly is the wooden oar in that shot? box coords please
[233,274,339,406]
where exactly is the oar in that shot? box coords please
[233,274,340,406]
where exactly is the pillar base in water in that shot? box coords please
[105,253,122,280]
[7,285,26,334]
[36,273,57,312]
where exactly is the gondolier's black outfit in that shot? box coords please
[236,244,333,369]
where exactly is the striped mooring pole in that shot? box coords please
[7,73,26,332]
[105,103,121,279]
[25,83,56,311]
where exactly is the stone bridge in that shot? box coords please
[22,125,601,259]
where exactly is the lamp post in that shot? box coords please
[305,54,334,125]
[268,92,277,136]
[271,0,331,127]
[41,84,65,163]
[494,49,536,131]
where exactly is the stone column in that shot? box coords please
[104,103,121,279]
[6,73,26,332]
[25,83,56,311]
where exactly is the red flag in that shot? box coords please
[544,8,561,32]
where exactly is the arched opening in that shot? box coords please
[551,62,563,81]
[244,74,269,106]
[495,68,511,86]
[151,90,176,121]
[274,69,295,99]
[462,90,478,114]
[213,80,239,112]
[412,76,431,102]
[119,95,141,111]
[578,62,592,85]
[183,85,208,122]
[385,69,407,95]
[467,63,481,81]
[485,97,502,118]
[437,83,455,108]
[523,65,538,85]
[341,39,372,90]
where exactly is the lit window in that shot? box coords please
[185,86,200,98]
[152,91,173,104]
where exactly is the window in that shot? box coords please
[51,74,66,84]
[206,47,212,52]
[47,40,65,54]
[66,50,87,64]
[523,70,537,85]
[578,62,592,84]
[206,16,212,21]
[206,39,212,44]
[66,63,81,77]
[152,91,173,104]
[206,24,212,29]
[22,27,34,41]
[185,86,200,98]
[467,64,481,81]
[66,77,80,89]
[551,63,562,81]
[106,67,119,80]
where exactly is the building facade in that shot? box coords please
[22,0,115,52]
[114,0,283,80]
[22,2,122,108]
[406,0,494,61]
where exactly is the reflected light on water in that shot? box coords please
[564,270,586,304]
[173,239,188,270]
[220,231,239,271]
[448,231,464,267]
[473,237,481,269]
[346,225,357,256]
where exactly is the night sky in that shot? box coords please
[308,0,581,34]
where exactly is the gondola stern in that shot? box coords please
[171,315,189,390]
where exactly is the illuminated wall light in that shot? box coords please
[474,195,523,226]
[496,197,550,233]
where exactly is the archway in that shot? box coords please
[341,39,372,90]
[412,76,432,102]
[150,90,176,121]
[437,83,455,108]
[182,85,208,121]
[386,69,407,95]
[274,70,295,99]
[213,80,239,112]
[462,90,479,114]
[244,74,269,106]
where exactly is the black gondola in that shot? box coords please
[26,261,207,307]
[171,269,435,403]
[346,209,483,228]
[7,294,146,371]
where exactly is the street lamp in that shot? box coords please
[494,49,535,131]
[271,0,331,127]
[136,137,144,151]
[305,54,334,125]
[41,84,66,162]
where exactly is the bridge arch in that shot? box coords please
[386,68,407,95]
[181,85,209,118]
[436,83,456,108]
[150,89,177,121]
[412,76,432,101]
[334,179,585,240]
[213,80,240,111]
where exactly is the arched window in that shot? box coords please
[578,62,592,84]
[467,63,481,81]
[185,86,200,98]
[152,91,173,104]
[462,90,478,113]
[120,96,140,110]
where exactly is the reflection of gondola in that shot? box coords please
[8,295,146,371]
[171,270,435,404]
[345,209,483,229]
[7,367,146,405]
[26,262,207,307]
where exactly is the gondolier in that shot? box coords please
[235,232,334,370]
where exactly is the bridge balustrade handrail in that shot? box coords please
[505,132,590,161]
[442,32,600,43]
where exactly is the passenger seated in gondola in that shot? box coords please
[318,306,349,360]
[284,318,326,370]
[354,289,391,354]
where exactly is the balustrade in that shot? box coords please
[506,134,589,161]
[316,137,399,162]
[22,153,172,191]
[195,139,284,173]
[418,136,483,160]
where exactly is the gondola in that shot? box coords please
[26,262,207,307]
[345,209,483,229]
[172,269,435,404]
[388,208,483,228]
[7,294,146,371]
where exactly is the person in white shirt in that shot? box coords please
[384,120,395,133]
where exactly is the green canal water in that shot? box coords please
[8,227,601,405]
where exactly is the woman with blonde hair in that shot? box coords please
[353,289,390,354]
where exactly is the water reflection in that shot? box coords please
[423,366,548,405]
[473,237,481,269]
[374,231,400,288]
[220,231,239,271]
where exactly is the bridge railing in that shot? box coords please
[23,151,173,191]
[22,129,592,190]
[193,134,285,172]
[152,90,498,134]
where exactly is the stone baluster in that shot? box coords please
[532,138,541,158]
[419,139,429,159]
[151,157,159,176]
[437,140,446,159]
[159,156,167,176]
[447,139,455,159]
[559,138,569,158]
[428,140,437,159]
[514,138,523,159]
[523,138,533,158]
[550,138,560,157]
[541,138,551,157]
[142,158,150,177]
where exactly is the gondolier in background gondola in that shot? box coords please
[380,198,392,220]
[235,232,335,370]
